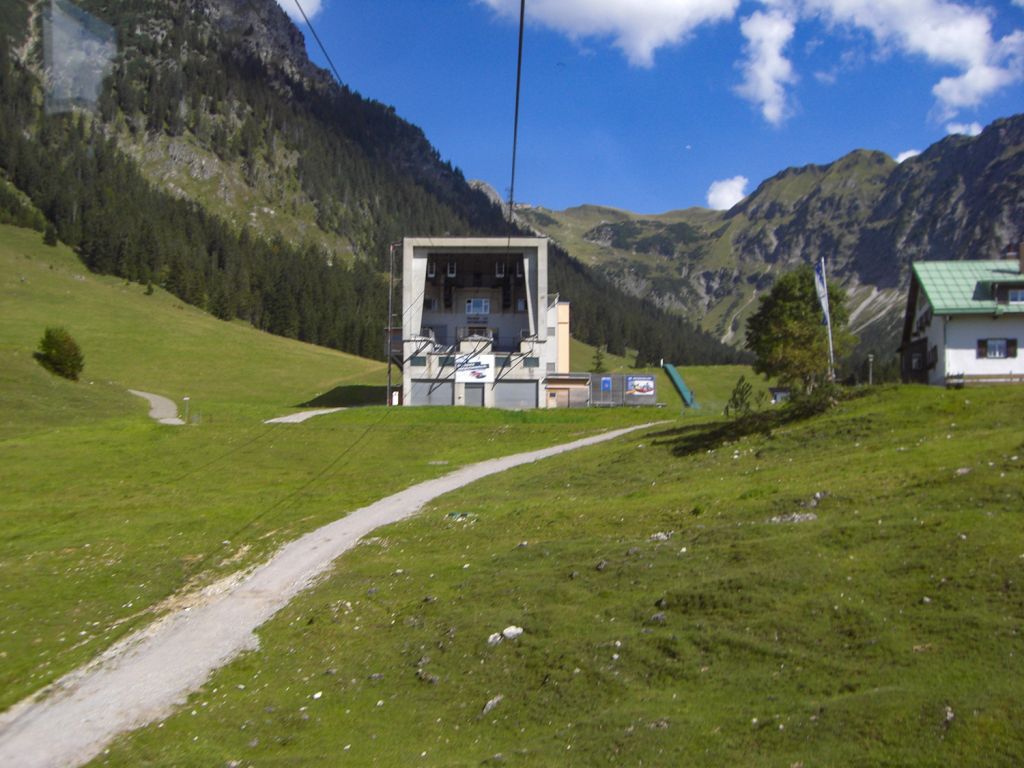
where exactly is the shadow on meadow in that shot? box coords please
[649,388,868,457]
[297,385,388,408]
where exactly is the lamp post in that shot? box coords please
[183,396,190,424]
[386,241,401,406]
[868,354,874,386]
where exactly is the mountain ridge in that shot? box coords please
[517,114,1024,363]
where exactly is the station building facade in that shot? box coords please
[399,237,574,408]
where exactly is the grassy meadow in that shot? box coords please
[90,385,1024,766]
[0,224,669,710]
[7,222,1021,767]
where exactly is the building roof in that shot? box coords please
[913,260,1024,315]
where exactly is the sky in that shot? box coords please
[276,0,1024,214]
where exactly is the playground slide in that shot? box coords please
[663,363,698,408]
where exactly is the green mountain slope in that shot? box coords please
[0,1,742,366]
[518,115,1024,364]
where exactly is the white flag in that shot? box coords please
[814,257,831,327]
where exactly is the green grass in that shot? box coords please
[0,224,662,710]
[90,385,1024,766]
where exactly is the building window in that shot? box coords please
[410,356,427,367]
[910,353,924,371]
[1010,288,1024,303]
[515,297,526,313]
[426,261,436,278]
[423,297,437,311]
[978,338,1018,359]
[494,355,510,368]
[466,298,490,315]
[523,357,540,368]
[440,355,455,367]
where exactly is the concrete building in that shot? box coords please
[900,250,1024,385]
[399,237,574,407]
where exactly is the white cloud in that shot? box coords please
[799,0,1023,117]
[736,9,797,125]
[276,0,323,22]
[478,0,740,67]
[945,121,983,136]
[478,0,1023,124]
[706,175,749,210]
[895,149,920,163]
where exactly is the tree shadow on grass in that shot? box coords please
[647,395,840,458]
[296,385,388,408]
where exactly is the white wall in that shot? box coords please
[944,315,1024,379]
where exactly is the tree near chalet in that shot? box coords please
[745,265,855,393]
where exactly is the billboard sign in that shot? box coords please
[600,376,612,392]
[626,375,656,396]
[455,354,494,383]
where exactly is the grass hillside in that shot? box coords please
[0,224,658,710]
[93,384,1024,766]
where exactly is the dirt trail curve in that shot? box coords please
[128,390,184,425]
[0,422,661,768]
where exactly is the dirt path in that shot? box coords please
[128,390,184,425]
[0,422,661,768]
[264,407,345,424]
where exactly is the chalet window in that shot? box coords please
[465,298,490,315]
[911,353,924,371]
[496,262,506,278]
[978,338,1018,359]
[928,346,938,369]
[423,297,437,311]
[515,297,527,313]
[1010,289,1024,303]
[447,262,457,278]
[426,261,436,278]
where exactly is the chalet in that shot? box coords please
[900,247,1024,386]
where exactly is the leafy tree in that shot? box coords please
[43,222,57,246]
[745,265,856,393]
[34,327,84,380]
[591,344,607,373]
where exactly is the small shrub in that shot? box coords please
[34,327,84,381]
[43,222,58,247]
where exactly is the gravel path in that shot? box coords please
[0,422,660,768]
[264,407,346,424]
[128,390,184,425]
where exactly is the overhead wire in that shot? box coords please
[290,0,346,86]
[507,0,527,231]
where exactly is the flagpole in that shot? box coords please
[821,257,836,382]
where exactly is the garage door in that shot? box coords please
[493,380,537,409]
[409,379,453,406]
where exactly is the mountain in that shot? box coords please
[517,116,1024,365]
[0,0,743,366]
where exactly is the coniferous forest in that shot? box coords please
[0,1,744,365]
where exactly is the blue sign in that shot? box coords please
[600,376,612,392]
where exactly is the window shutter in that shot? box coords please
[1009,339,1018,358]
[976,339,987,359]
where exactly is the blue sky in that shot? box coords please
[278,0,1024,213]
